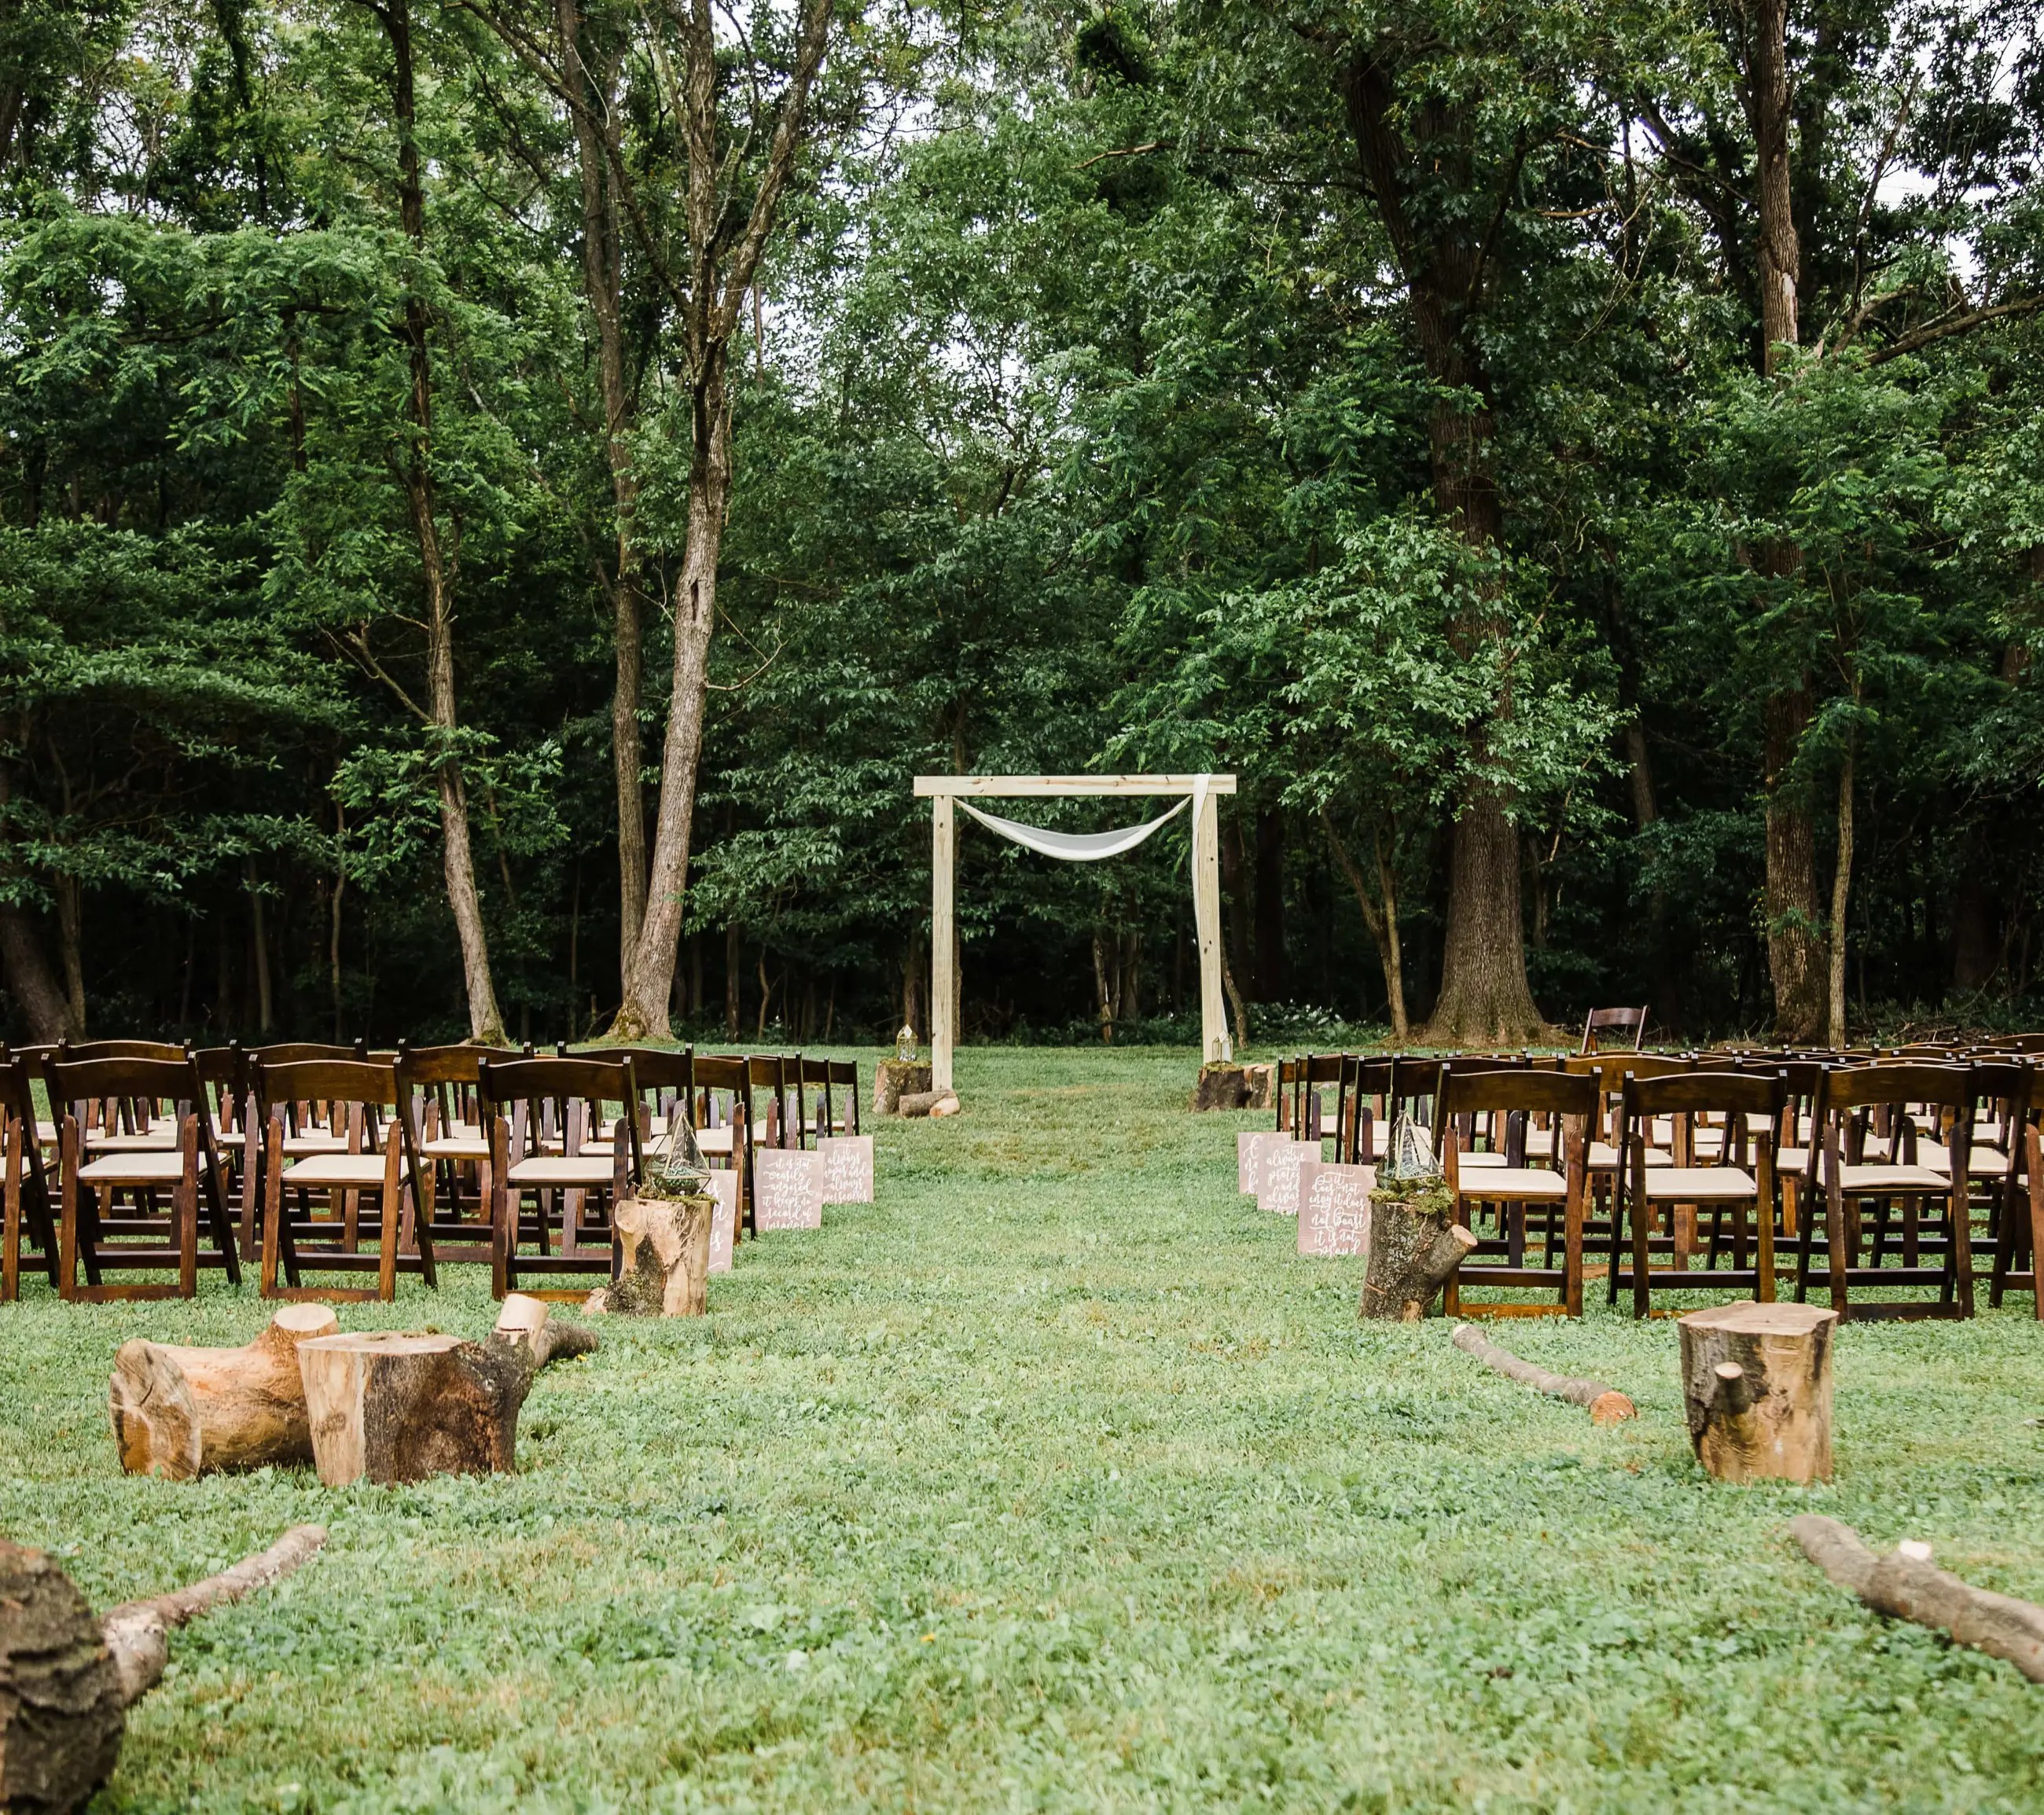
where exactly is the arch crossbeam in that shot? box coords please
[911,774,1239,1088]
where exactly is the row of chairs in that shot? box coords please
[1274,1045,2044,1323]
[0,1038,859,1306]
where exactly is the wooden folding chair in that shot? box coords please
[827,1060,861,1137]
[256,1056,435,1302]
[0,1053,59,1297]
[1284,1055,1346,1143]
[1611,1071,1783,1317]
[1340,1057,1391,1166]
[397,1043,515,1262]
[479,1054,641,1300]
[46,1053,238,1300]
[1439,1066,1597,1318]
[1580,1007,1647,1053]
[746,1055,792,1151]
[689,1055,753,1238]
[1797,1063,1978,1320]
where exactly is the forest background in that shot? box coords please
[2,0,2042,1053]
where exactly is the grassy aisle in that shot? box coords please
[4,1046,2043,1811]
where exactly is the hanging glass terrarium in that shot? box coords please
[896,1021,919,1064]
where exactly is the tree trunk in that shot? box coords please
[329,798,347,1040]
[586,1194,711,1315]
[1748,0,1801,374]
[1829,747,1854,1047]
[1678,1301,1836,1484]
[555,0,649,976]
[245,858,273,1034]
[609,357,729,1042]
[1254,808,1287,1001]
[1763,691,1826,1043]
[1417,784,1546,1045]
[53,874,84,1034]
[0,761,75,1042]
[1360,1189,1476,1321]
[373,0,506,1046]
[108,1304,338,1480]
[1324,814,1409,1040]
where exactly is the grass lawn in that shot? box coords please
[6,1044,2044,1812]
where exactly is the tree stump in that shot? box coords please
[300,1332,532,1486]
[874,1061,932,1115]
[0,1525,324,1815]
[585,1196,711,1316]
[1191,1062,1275,1112]
[1678,1300,1836,1484]
[298,1301,597,1486]
[1360,1187,1476,1321]
[108,1304,339,1480]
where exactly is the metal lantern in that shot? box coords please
[896,1021,918,1064]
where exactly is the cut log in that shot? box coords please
[1678,1300,1836,1484]
[489,1291,601,1365]
[583,1197,711,1317]
[108,1304,338,1480]
[298,1331,535,1486]
[1450,1323,1638,1425]
[1792,1516,2044,1683]
[1191,1061,1275,1112]
[897,1089,959,1119]
[874,1060,932,1115]
[929,1092,963,1119]
[1359,1189,1476,1321]
[0,1524,324,1815]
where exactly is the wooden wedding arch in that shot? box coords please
[913,774,1238,1089]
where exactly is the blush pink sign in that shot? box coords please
[1296,1162,1374,1257]
[704,1169,738,1273]
[818,1135,874,1204]
[754,1148,825,1230]
[1238,1130,1292,1200]
[1255,1138,1315,1215]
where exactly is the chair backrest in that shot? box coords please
[1619,1069,1785,1124]
[48,1053,204,1113]
[192,1044,244,1090]
[254,1057,406,1113]
[1822,1061,1974,1115]
[57,1038,189,1064]
[599,1046,692,1094]
[0,1053,54,1202]
[477,1055,643,1177]
[249,1040,369,1066]
[1581,1007,1647,1053]
[1438,1066,1597,1122]
[396,1043,510,1089]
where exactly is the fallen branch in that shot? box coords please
[1792,1516,2044,1683]
[98,1524,329,1705]
[1450,1323,1637,1425]
[0,1524,326,1812]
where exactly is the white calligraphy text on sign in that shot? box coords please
[1296,1162,1374,1257]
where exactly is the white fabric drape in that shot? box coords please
[958,792,1191,862]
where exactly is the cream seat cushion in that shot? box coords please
[76,1151,187,1186]
[283,1154,389,1189]
[1639,1166,1759,1201]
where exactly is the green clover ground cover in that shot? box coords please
[5,1045,2044,1812]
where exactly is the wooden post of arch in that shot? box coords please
[914,775,1238,1093]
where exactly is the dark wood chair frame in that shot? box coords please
[396,1044,517,1262]
[689,1054,754,1239]
[1796,1063,1980,1321]
[1610,1071,1783,1317]
[478,1054,642,1301]
[46,1053,238,1301]
[1580,1007,1648,1054]
[1438,1066,1597,1318]
[255,1057,436,1302]
[0,1053,59,1297]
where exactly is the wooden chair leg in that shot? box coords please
[2,1114,20,1304]
[177,1116,199,1299]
